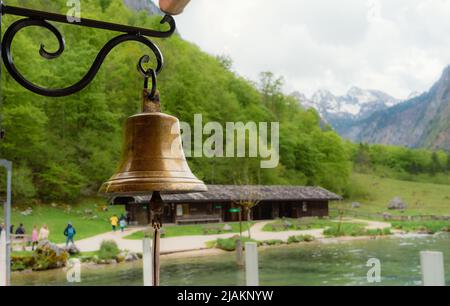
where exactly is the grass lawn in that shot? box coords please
[335,173,450,216]
[0,197,126,244]
[124,222,254,240]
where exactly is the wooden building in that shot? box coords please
[111,185,342,225]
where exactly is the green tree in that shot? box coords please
[447,151,450,173]
[430,152,442,175]
[354,143,371,171]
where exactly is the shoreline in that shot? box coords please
[13,230,447,275]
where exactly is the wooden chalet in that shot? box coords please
[111,185,342,225]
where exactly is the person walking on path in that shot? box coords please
[110,215,119,232]
[15,223,26,239]
[31,225,39,251]
[39,224,50,241]
[119,214,127,233]
[64,223,76,248]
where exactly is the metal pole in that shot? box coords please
[239,209,242,237]
[236,238,244,267]
[152,228,161,286]
[0,160,12,286]
[149,192,163,286]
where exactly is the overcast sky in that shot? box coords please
[155,0,450,99]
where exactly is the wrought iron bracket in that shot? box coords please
[0,2,175,97]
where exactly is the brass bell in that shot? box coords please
[99,88,207,196]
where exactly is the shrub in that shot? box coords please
[12,261,27,272]
[324,223,366,237]
[263,239,284,246]
[287,235,315,244]
[98,240,120,260]
[391,221,450,234]
[11,255,35,271]
[300,235,315,242]
[216,238,236,251]
[11,243,71,272]
[287,236,298,244]
[366,228,392,236]
[215,236,260,252]
[33,242,69,271]
[263,217,336,232]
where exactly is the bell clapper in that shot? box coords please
[150,191,164,286]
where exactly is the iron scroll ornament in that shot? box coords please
[0,4,176,97]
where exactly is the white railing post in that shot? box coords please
[245,242,259,286]
[420,251,445,286]
[143,238,153,286]
[0,160,12,286]
[0,231,6,286]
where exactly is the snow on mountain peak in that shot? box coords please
[294,87,401,123]
[312,89,334,101]
[346,87,377,105]
[311,89,340,113]
[407,91,422,100]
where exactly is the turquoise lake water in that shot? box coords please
[12,233,450,286]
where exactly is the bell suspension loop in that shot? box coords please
[141,67,161,113]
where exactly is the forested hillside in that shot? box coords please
[0,0,351,203]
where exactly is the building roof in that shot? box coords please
[114,185,342,204]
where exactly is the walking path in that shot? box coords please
[59,227,146,253]
[354,219,391,230]
[68,219,391,254]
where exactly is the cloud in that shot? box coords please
[160,0,450,99]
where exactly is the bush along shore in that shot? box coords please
[11,240,141,272]
[391,221,450,235]
[207,234,317,252]
[208,226,395,252]
[261,216,450,238]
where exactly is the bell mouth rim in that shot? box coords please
[98,181,208,197]
[128,112,177,120]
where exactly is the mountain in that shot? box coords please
[340,66,450,150]
[123,0,162,15]
[292,87,401,131]
[407,91,422,100]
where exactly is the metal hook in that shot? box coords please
[145,70,157,100]
[138,56,158,100]
[2,19,164,97]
